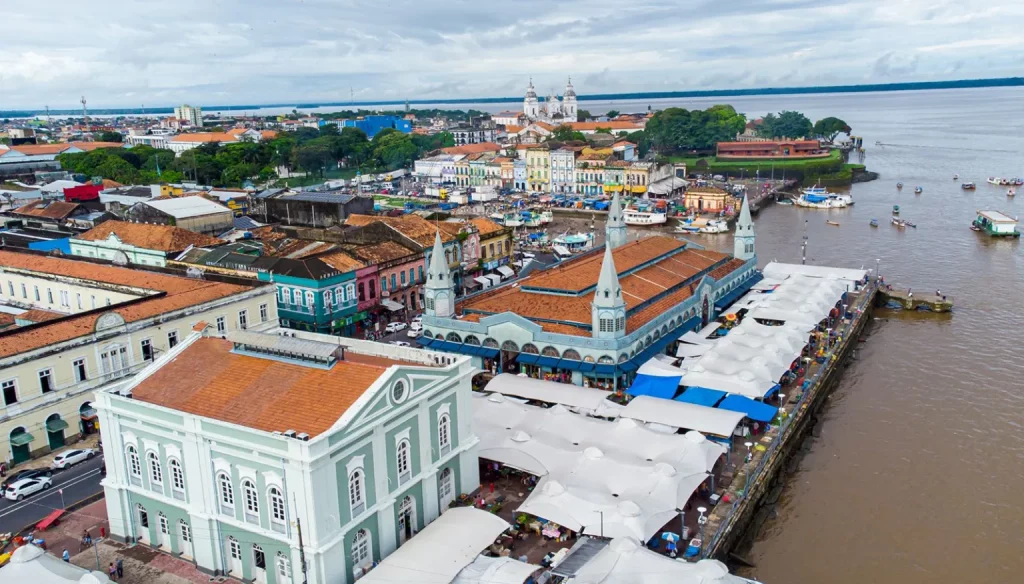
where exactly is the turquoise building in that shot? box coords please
[255,252,367,334]
[95,328,479,584]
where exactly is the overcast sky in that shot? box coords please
[2,0,1022,109]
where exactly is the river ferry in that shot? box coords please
[623,208,668,226]
[699,219,729,233]
[552,231,595,256]
[972,210,1020,237]
[794,186,853,209]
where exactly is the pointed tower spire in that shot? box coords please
[425,230,455,317]
[733,194,756,260]
[606,189,627,249]
[592,244,627,339]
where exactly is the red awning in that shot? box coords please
[36,509,64,531]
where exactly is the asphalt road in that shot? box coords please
[0,456,105,534]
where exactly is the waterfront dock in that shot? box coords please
[701,278,879,562]
[877,289,953,312]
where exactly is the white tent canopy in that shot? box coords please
[762,261,867,284]
[357,508,511,584]
[636,357,685,377]
[567,537,754,584]
[496,265,516,278]
[473,393,725,541]
[484,374,620,416]
[619,396,745,438]
[453,556,539,584]
[0,545,112,584]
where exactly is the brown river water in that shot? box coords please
[669,88,1024,584]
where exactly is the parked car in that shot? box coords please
[1,468,52,491]
[385,322,408,333]
[389,341,411,347]
[51,448,96,470]
[4,476,52,501]
[407,323,423,338]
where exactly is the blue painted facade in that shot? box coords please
[257,271,361,334]
[342,116,412,139]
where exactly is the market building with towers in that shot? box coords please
[417,193,762,390]
[523,78,578,123]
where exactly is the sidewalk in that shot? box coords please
[32,498,109,559]
[13,433,102,472]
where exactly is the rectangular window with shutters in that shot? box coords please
[33,286,40,301]
[2,380,17,406]
[418,266,423,282]
[141,339,153,361]
[39,369,54,393]
[391,274,397,290]
[216,317,226,333]
[21,284,27,298]
[238,310,248,330]
[47,289,53,304]
[400,271,406,286]
[260,304,268,322]
[73,358,87,383]
[167,331,178,348]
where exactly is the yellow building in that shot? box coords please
[158,184,184,197]
[525,147,550,193]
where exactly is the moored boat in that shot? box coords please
[870,219,879,227]
[914,186,923,194]
[699,219,729,234]
[897,182,903,189]
[826,220,840,226]
[1009,188,1017,197]
[962,182,976,190]
[623,208,667,226]
[794,186,852,209]
[892,205,900,215]
[891,217,916,228]
[776,198,794,205]
[972,210,1021,237]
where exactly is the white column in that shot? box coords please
[458,449,480,496]
[421,470,439,524]
[376,502,397,558]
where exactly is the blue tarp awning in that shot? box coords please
[594,363,617,376]
[417,336,436,347]
[717,395,778,423]
[763,383,781,398]
[534,355,561,369]
[477,346,500,359]
[626,373,682,399]
[517,353,540,365]
[675,386,728,407]
[416,337,498,359]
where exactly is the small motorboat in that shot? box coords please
[892,205,900,215]
[776,198,794,206]
[892,217,917,228]
[1009,188,1017,197]
[896,182,903,189]
[826,220,840,226]
[870,219,879,227]
[962,182,976,190]
[914,186,923,194]
[953,174,959,180]
[970,224,982,232]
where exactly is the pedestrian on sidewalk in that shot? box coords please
[116,558,124,578]
[62,549,70,562]
[109,562,117,581]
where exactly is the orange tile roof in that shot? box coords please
[130,337,403,436]
[505,125,523,133]
[76,220,223,252]
[170,132,239,143]
[534,122,555,131]
[0,251,254,358]
[72,141,124,151]
[344,214,457,247]
[469,217,504,236]
[8,144,72,156]
[101,179,124,188]
[345,241,418,264]
[16,309,63,323]
[11,200,81,220]
[569,121,645,131]
[459,238,744,333]
[318,251,365,272]
[441,142,502,155]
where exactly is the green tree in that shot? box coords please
[595,127,612,134]
[337,127,370,166]
[295,142,333,177]
[549,124,586,142]
[93,156,138,184]
[319,123,341,137]
[624,130,651,158]
[605,110,620,118]
[758,111,813,139]
[95,131,123,143]
[371,131,418,170]
[812,117,851,142]
[576,109,592,121]
[644,105,746,154]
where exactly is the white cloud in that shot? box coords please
[0,0,1021,109]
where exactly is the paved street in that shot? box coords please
[0,456,105,534]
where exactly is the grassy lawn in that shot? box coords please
[272,167,358,188]
[668,148,843,171]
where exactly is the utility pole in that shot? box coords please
[295,513,309,584]
[81,96,89,128]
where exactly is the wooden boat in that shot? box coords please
[826,220,840,226]
[953,174,959,180]
[870,219,879,227]
[914,186,923,194]
[962,182,976,190]
[896,182,903,189]
[892,205,900,215]
[891,217,917,228]
[1008,189,1016,197]
[776,198,794,206]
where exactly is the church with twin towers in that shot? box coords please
[523,77,578,123]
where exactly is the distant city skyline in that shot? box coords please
[3,0,1023,109]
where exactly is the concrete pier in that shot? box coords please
[877,289,953,312]
[701,279,879,561]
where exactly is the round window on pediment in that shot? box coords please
[391,380,408,404]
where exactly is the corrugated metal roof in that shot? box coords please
[280,191,356,204]
[144,197,232,218]
[228,331,345,361]
[550,537,610,577]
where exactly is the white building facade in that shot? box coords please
[173,105,203,127]
[522,78,578,124]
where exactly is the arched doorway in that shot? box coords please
[397,495,417,546]
[45,413,68,451]
[80,402,98,434]
[701,295,710,327]
[438,467,456,511]
[500,341,519,373]
[9,427,33,465]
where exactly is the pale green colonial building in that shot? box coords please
[95,328,479,584]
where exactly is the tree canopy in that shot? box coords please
[812,117,851,142]
[95,131,122,143]
[644,105,747,153]
[605,110,620,118]
[757,111,813,139]
[576,109,592,122]
[549,124,586,142]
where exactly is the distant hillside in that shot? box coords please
[4,77,1022,118]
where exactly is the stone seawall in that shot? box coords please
[703,282,878,561]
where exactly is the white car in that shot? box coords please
[389,341,411,347]
[385,322,408,333]
[407,327,422,338]
[4,477,52,501]
[51,448,96,470]
[411,314,423,323]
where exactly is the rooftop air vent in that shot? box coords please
[282,430,297,438]
[296,433,310,441]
